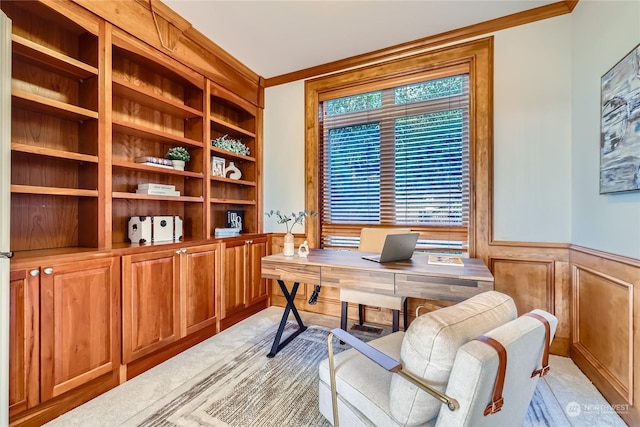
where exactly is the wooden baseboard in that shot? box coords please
[571,347,640,426]
[220,301,268,331]
[9,370,120,427]
[125,324,218,380]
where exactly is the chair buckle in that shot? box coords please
[532,364,550,378]
[483,397,504,415]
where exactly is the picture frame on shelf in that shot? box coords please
[211,156,225,177]
[600,43,640,194]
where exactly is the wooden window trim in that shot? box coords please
[304,37,493,259]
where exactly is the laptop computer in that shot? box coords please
[361,232,420,263]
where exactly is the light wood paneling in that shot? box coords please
[491,257,554,313]
[570,247,640,425]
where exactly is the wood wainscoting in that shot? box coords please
[569,246,640,426]
[487,242,571,357]
[266,234,640,423]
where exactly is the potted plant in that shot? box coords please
[166,147,190,171]
[265,210,317,256]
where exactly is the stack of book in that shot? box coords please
[135,183,180,197]
[135,156,174,169]
[214,227,241,238]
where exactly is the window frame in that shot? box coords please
[304,37,493,257]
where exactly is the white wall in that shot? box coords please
[571,0,640,258]
[263,80,307,233]
[263,2,640,258]
[493,15,572,242]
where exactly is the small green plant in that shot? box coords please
[265,209,317,233]
[166,146,191,162]
[211,134,250,156]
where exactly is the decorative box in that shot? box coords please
[128,216,183,244]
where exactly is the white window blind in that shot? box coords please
[319,74,470,251]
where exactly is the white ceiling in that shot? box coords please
[163,0,558,79]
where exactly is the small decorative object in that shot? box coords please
[298,240,309,258]
[211,134,250,156]
[600,43,640,194]
[226,209,244,232]
[224,161,242,180]
[211,156,225,177]
[166,147,191,171]
[265,209,317,257]
[128,215,183,244]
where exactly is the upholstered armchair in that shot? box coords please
[319,290,558,427]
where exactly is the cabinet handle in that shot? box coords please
[29,269,40,277]
[176,250,182,255]
[181,248,187,254]
[43,267,54,275]
[246,239,253,244]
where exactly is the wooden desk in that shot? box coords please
[261,249,494,357]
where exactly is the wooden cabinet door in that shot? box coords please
[39,257,120,401]
[221,240,247,319]
[122,250,180,364]
[181,244,219,336]
[9,269,39,416]
[246,237,268,306]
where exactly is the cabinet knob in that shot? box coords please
[176,250,182,255]
[246,239,253,244]
[181,248,187,254]
[29,269,40,277]
[43,267,54,275]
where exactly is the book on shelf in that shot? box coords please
[137,162,174,170]
[135,189,181,196]
[428,255,464,266]
[214,227,241,237]
[135,156,174,167]
[138,183,176,191]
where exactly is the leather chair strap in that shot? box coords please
[475,335,507,416]
[524,312,551,377]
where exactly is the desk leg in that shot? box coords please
[267,280,307,358]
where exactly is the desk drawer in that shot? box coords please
[261,261,321,284]
[322,267,394,294]
[395,275,493,302]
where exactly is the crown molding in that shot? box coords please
[265,0,578,87]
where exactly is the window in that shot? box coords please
[319,73,470,251]
[304,38,493,256]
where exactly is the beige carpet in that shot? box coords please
[45,307,628,427]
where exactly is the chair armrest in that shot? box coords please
[329,328,401,372]
[327,328,459,423]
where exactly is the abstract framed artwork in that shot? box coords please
[600,43,640,194]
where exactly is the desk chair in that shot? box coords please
[340,228,412,333]
[320,291,558,427]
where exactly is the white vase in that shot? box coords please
[224,161,242,180]
[283,232,295,256]
[172,160,185,171]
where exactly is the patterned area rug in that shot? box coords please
[125,323,569,427]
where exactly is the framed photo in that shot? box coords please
[211,156,225,177]
[226,210,244,231]
[600,43,640,194]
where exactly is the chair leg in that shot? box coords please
[341,301,348,331]
[403,298,409,331]
[392,309,400,332]
[358,304,365,325]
